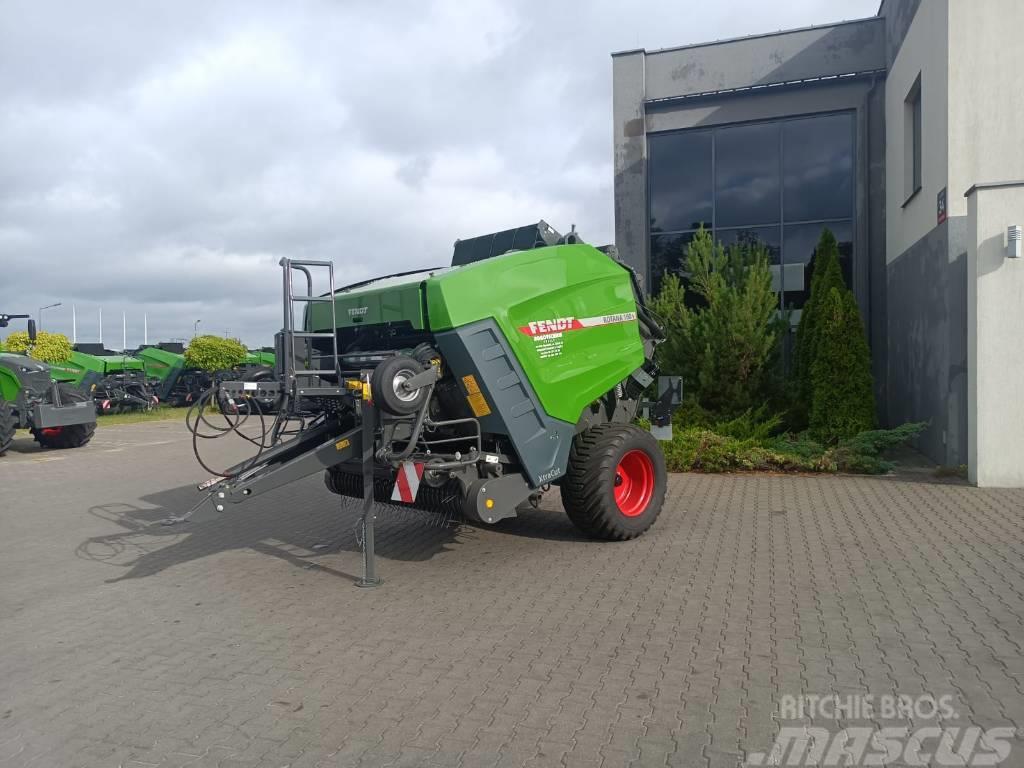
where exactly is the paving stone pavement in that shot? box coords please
[1,420,1023,767]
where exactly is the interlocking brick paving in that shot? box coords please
[0,421,1022,767]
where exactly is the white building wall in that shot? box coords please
[967,185,1024,487]
[947,0,1024,220]
[884,0,948,263]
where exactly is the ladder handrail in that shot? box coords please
[279,257,342,403]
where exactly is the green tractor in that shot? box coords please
[0,314,97,456]
[190,222,678,545]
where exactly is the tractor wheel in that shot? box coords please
[0,400,16,457]
[561,424,666,541]
[30,387,96,450]
[372,354,429,416]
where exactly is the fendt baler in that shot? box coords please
[194,222,674,546]
[48,344,159,414]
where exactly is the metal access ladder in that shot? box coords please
[278,257,344,400]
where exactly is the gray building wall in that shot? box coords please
[883,0,968,467]
[885,221,967,465]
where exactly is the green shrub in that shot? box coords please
[711,406,783,441]
[809,288,876,441]
[185,335,247,371]
[657,421,925,475]
[651,227,785,418]
[661,427,833,474]
[792,228,846,427]
[2,330,73,363]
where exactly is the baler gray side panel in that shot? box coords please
[434,320,574,488]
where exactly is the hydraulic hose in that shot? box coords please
[185,385,278,479]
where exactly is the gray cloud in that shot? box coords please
[1,0,877,347]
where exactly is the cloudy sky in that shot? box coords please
[1,0,877,348]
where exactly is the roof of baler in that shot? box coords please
[332,267,449,296]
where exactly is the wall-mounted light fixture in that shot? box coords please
[1009,225,1022,259]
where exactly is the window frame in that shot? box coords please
[904,74,923,205]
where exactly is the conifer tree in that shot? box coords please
[809,287,876,440]
[793,228,846,424]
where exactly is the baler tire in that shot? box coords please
[0,399,16,457]
[372,355,428,416]
[30,386,96,450]
[561,424,666,541]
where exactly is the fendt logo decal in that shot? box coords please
[518,312,637,337]
[521,317,578,336]
[348,307,369,317]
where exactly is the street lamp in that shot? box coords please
[193,319,201,339]
[38,302,62,331]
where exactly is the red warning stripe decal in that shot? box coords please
[518,312,637,337]
[391,461,425,504]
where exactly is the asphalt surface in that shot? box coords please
[0,420,1022,767]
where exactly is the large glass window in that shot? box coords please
[648,131,712,234]
[715,123,780,227]
[782,114,854,222]
[781,221,853,310]
[647,112,855,308]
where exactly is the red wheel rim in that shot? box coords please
[614,449,655,517]
[41,427,63,437]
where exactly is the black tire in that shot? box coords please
[30,386,96,450]
[372,354,428,416]
[560,424,666,541]
[0,400,16,457]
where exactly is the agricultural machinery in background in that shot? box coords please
[182,221,679,584]
[48,343,159,414]
[135,343,210,407]
[135,342,279,412]
[0,313,97,456]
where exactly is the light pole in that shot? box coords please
[38,302,62,331]
[193,319,201,339]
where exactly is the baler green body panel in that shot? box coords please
[425,244,644,424]
[136,347,185,382]
[312,244,644,425]
[46,361,82,386]
[309,272,431,331]
[246,350,276,367]
[52,352,145,386]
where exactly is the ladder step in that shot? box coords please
[294,369,338,376]
[289,331,335,338]
[288,259,333,267]
[289,296,333,303]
